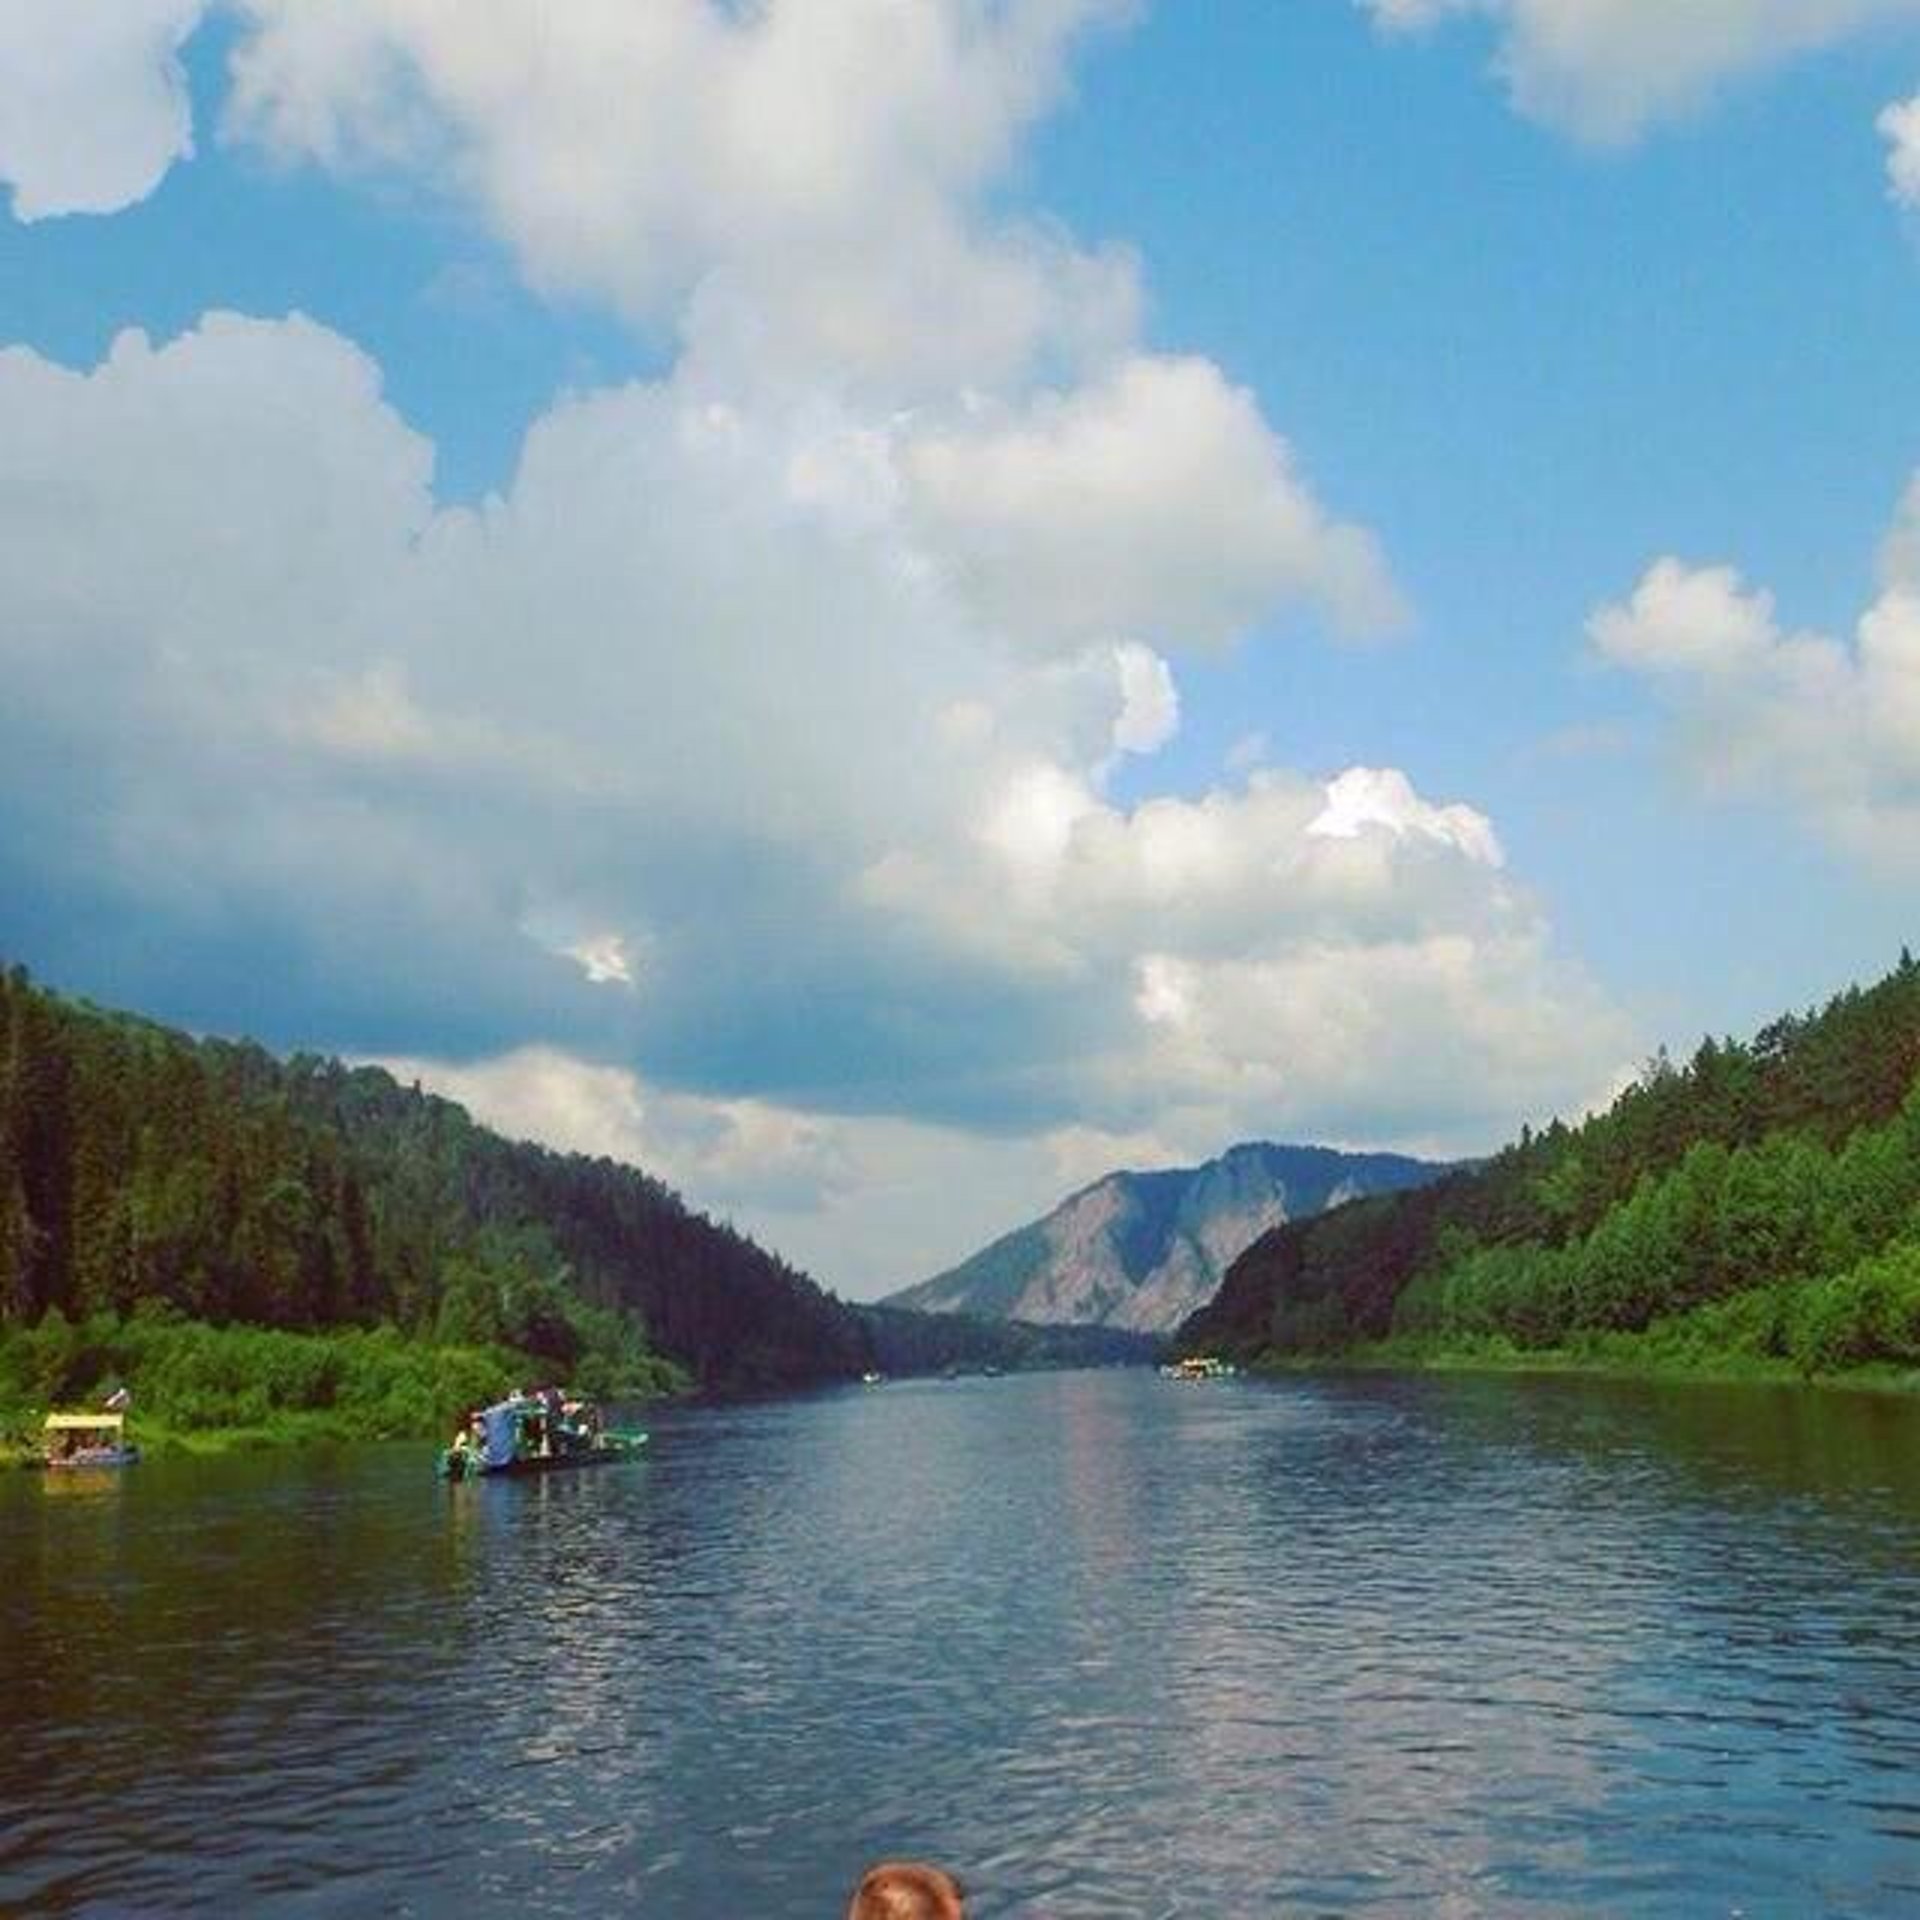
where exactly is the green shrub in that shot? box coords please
[0,1313,545,1440]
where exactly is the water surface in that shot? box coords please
[6,1369,1920,1915]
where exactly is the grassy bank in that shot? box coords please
[0,1308,690,1465]
[1250,1279,1920,1397]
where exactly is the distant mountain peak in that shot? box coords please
[884,1141,1449,1333]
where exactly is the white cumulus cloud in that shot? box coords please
[1883,90,1920,203]
[1110,643,1181,759]
[1587,557,1785,674]
[209,4,1399,670]
[904,355,1406,649]
[223,0,1142,395]
[1591,477,1920,866]
[1360,0,1920,144]
[1309,766,1505,867]
[0,0,210,220]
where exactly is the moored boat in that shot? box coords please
[42,1411,141,1469]
[438,1391,648,1481]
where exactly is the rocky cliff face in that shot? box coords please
[887,1143,1446,1333]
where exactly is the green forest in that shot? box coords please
[1181,951,1920,1384]
[0,963,1150,1452]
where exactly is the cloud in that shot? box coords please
[1111,643,1180,760]
[0,0,210,219]
[2,3,1148,395]
[856,746,1626,1154]
[0,311,1630,1285]
[1360,0,1920,144]
[0,0,1402,824]
[563,934,637,988]
[212,6,1399,663]
[1587,557,1784,674]
[374,1045,857,1221]
[1591,477,1920,866]
[1225,731,1271,774]
[223,0,1143,395]
[1884,90,1920,203]
[865,761,1498,970]
[903,356,1407,649]
[1108,928,1628,1152]
[1309,766,1504,866]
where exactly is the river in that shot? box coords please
[5,1369,1920,1916]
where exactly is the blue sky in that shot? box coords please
[3,1,1920,1294]
[1042,1,1920,1023]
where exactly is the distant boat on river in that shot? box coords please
[1158,1355,1238,1382]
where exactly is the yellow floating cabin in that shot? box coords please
[42,1412,140,1470]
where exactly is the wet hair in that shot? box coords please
[846,1861,966,1920]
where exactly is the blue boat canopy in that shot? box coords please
[481,1402,521,1469]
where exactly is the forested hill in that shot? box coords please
[1181,952,1920,1376]
[0,963,865,1391]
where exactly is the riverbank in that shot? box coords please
[0,1310,690,1466]
[1,1409,402,1467]
[1257,1343,1920,1395]
[1250,1312,1920,1397]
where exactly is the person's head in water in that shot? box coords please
[846,1861,965,1919]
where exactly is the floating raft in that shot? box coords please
[438,1393,648,1481]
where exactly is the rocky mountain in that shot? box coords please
[887,1142,1449,1333]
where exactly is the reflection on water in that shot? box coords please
[5,1372,1920,1915]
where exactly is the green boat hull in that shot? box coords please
[439,1431,649,1481]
